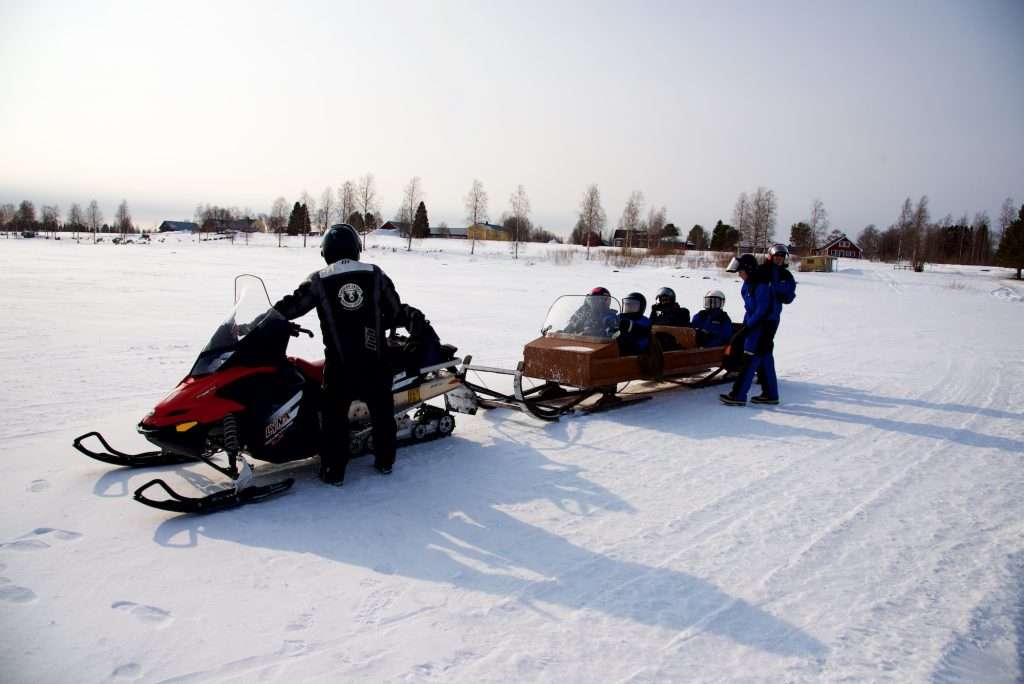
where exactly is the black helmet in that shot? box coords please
[622,291,646,315]
[321,224,360,264]
[768,244,790,265]
[655,287,676,305]
[726,253,758,274]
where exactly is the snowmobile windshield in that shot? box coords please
[190,276,276,376]
[541,295,621,341]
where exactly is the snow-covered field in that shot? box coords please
[1,233,1022,683]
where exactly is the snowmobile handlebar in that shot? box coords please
[289,322,314,338]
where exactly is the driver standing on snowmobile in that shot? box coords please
[273,224,404,485]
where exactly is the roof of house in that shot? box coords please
[158,220,198,231]
[430,226,468,236]
[819,233,861,251]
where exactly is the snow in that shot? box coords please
[1,233,1023,683]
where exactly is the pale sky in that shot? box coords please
[2,0,1022,237]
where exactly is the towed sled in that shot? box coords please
[461,294,739,421]
[73,275,478,514]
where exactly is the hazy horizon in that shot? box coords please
[2,0,1022,238]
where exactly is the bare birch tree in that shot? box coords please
[998,197,1017,246]
[402,176,422,251]
[115,200,132,239]
[0,203,14,237]
[41,204,59,238]
[646,205,667,249]
[464,179,488,255]
[87,200,102,243]
[750,187,778,252]
[577,184,606,259]
[337,181,357,226]
[618,191,644,250]
[910,195,929,262]
[269,197,288,246]
[66,203,84,239]
[808,198,829,249]
[509,184,530,259]
[357,174,378,249]
[732,192,752,251]
[318,186,334,235]
[296,191,315,247]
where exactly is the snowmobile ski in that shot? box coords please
[73,431,196,467]
[133,476,295,514]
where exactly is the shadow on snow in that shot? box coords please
[143,434,827,663]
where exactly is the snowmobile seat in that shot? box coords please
[289,357,324,383]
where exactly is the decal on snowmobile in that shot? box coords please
[264,391,302,446]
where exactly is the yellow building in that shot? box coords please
[467,223,510,241]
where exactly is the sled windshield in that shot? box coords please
[191,275,279,376]
[541,295,621,341]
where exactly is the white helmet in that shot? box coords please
[704,289,725,310]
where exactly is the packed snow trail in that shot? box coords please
[1,235,1022,683]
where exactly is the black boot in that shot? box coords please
[719,393,746,406]
[319,458,346,486]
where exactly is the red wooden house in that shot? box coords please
[817,233,862,259]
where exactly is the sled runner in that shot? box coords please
[73,275,478,514]
[460,295,738,421]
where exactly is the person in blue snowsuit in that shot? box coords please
[753,245,796,395]
[719,253,780,406]
[691,289,733,347]
[616,292,652,355]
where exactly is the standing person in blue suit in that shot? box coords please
[719,254,780,406]
[752,244,797,397]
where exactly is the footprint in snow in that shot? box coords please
[0,584,38,604]
[1,528,82,551]
[112,601,173,626]
[111,663,142,679]
[28,479,50,493]
[286,613,313,632]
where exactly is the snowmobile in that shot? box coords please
[460,294,740,421]
[73,274,478,514]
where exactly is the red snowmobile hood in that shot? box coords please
[288,357,324,383]
[141,366,276,429]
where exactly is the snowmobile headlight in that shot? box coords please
[175,421,198,433]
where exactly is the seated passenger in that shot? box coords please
[564,286,619,337]
[650,287,691,327]
[691,289,733,347]
[617,292,652,355]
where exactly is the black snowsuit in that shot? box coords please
[273,259,404,482]
[650,302,690,327]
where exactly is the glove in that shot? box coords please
[618,318,632,334]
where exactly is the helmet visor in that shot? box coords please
[622,298,644,315]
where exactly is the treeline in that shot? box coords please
[0,199,137,238]
[850,196,1014,266]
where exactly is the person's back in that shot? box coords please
[273,224,404,485]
